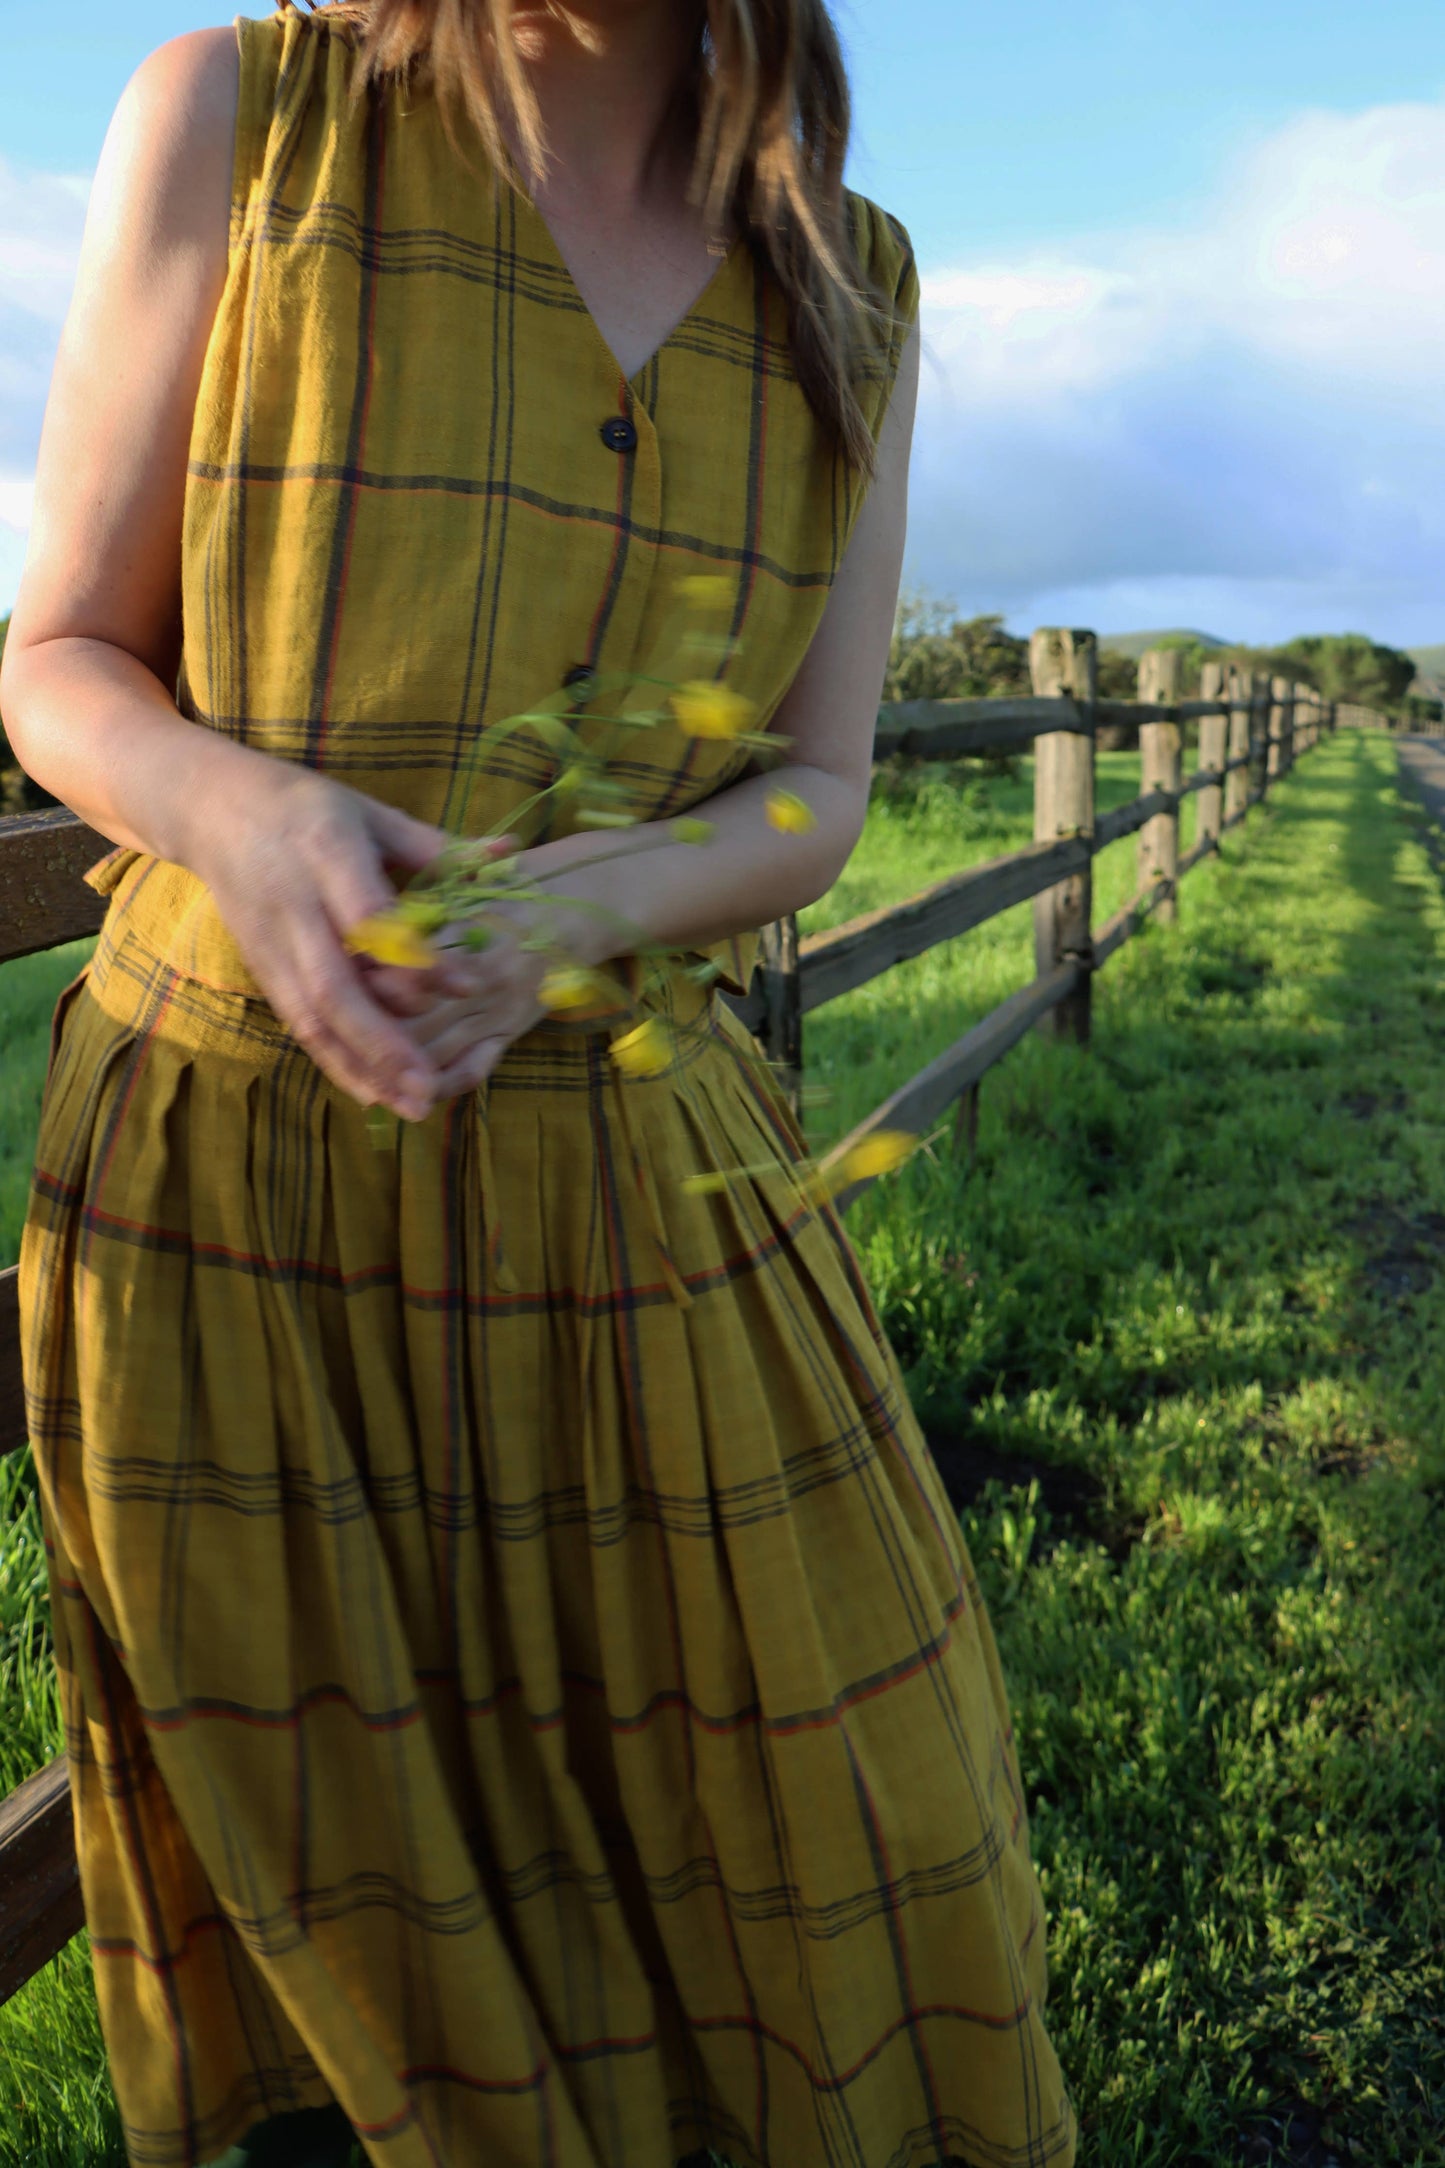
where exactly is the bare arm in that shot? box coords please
[0,28,259,861]
[0,32,470,1122]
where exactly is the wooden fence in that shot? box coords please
[0,632,1362,2006]
[719,636,1349,1210]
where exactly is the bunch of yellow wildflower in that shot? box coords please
[343,575,931,1215]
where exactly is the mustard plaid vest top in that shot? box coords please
[88,4,920,1003]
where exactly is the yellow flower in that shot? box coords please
[677,573,732,606]
[670,681,755,740]
[393,892,451,932]
[803,1129,920,1206]
[671,815,715,845]
[764,788,817,835]
[681,1155,781,1196]
[343,912,438,968]
[839,1130,920,1182]
[538,966,608,1011]
[609,1018,673,1077]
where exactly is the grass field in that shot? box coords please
[3,731,1443,2165]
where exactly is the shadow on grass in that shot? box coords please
[822,735,1445,2165]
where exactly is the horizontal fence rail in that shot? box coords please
[872,694,1091,759]
[800,832,1092,1014]
[0,1760,82,2005]
[0,633,1384,2005]
[0,807,109,966]
[725,641,1354,1200]
[822,960,1084,1217]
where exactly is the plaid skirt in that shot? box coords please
[18,897,1075,2168]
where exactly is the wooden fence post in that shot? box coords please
[758,915,802,1123]
[1268,675,1290,782]
[1138,647,1182,923]
[1225,665,1251,827]
[1029,626,1096,1043]
[1252,671,1271,796]
[1197,660,1227,856]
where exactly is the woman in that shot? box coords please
[2,3,1075,2164]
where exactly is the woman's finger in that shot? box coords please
[365,799,458,876]
[366,962,443,1017]
[430,1035,511,1097]
[294,1011,396,1112]
[285,925,439,1109]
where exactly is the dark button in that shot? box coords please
[599,414,638,454]
[562,663,594,690]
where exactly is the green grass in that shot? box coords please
[796,748,1201,1153]
[0,937,94,1269]
[3,734,1443,2164]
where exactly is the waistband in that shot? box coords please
[81,849,723,1079]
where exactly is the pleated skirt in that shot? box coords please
[17,897,1076,2168]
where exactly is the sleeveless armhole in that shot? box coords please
[847,191,920,445]
[229,14,287,264]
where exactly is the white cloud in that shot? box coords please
[0,154,90,611]
[0,476,35,533]
[0,154,90,327]
[1,105,1443,646]
[910,98,1445,645]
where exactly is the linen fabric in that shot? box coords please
[18,9,1076,2166]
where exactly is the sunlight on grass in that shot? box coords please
[2,738,1443,2164]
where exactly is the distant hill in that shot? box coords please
[1407,645,1445,704]
[1412,641,1445,711]
[1097,629,1228,660]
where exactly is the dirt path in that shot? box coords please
[1396,732,1445,840]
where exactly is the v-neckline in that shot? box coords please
[519,189,743,395]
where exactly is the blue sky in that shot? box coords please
[3,2,1444,649]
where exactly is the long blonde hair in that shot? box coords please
[279,0,901,480]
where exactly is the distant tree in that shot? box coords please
[882,597,1416,737]
[1278,633,1415,711]
[947,612,1031,695]
[883,589,1031,703]
[883,586,960,702]
[1146,634,1219,697]
[1097,648,1138,702]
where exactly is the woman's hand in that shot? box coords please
[187,762,517,1121]
[364,898,556,1098]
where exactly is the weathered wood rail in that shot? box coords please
[722,638,1350,1210]
[0,632,1371,2005]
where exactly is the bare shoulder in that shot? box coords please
[121,24,240,129]
[87,27,239,262]
[4,26,242,678]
